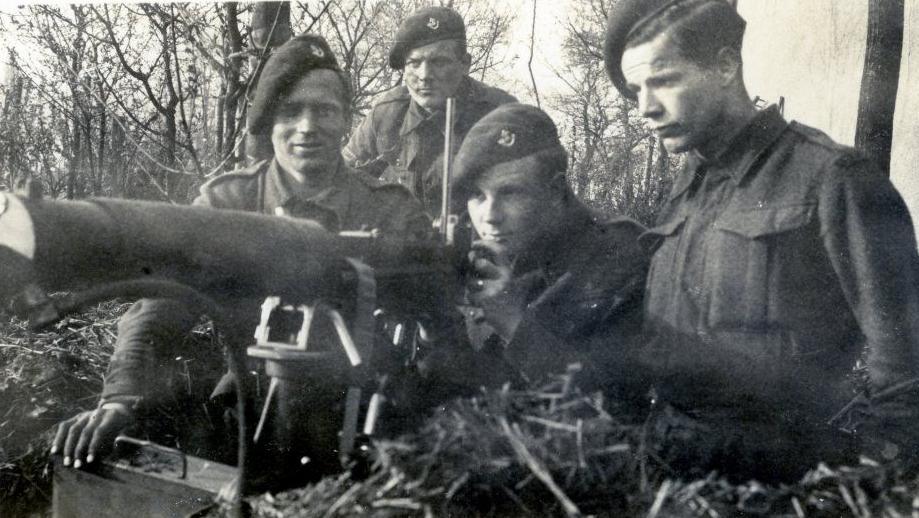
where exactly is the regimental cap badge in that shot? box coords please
[427,17,440,30]
[497,129,516,147]
[309,44,325,58]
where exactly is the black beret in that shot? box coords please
[453,103,567,196]
[603,0,743,100]
[389,6,466,70]
[248,33,342,135]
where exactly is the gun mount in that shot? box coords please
[0,191,467,515]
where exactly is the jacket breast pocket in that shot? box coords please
[642,216,688,321]
[706,204,816,329]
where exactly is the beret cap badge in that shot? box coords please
[497,129,516,147]
[389,6,465,69]
[309,44,325,58]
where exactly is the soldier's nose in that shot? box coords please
[638,90,662,119]
[295,115,317,133]
[417,61,434,79]
[481,201,503,225]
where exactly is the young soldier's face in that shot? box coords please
[621,31,725,155]
[467,165,560,259]
[403,40,470,112]
[271,69,348,180]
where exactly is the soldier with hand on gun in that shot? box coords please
[51,33,428,477]
[416,103,652,398]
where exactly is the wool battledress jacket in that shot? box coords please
[642,106,919,413]
[342,77,516,213]
[423,202,651,393]
[101,159,429,401]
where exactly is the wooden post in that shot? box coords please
[854,0,904,175]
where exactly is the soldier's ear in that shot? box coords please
[714,47,742,85]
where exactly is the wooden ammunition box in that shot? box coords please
[52,440,236,518]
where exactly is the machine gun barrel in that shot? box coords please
[0,192,465,509]
[0,193,458,321]
[0,194,340,307]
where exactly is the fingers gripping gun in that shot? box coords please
[0,181,467,499]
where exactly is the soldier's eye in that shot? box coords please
[498,186,524,197]
[276,104,300,118]
[469,190,486,203]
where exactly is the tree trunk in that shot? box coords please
[109,118,124,198]
[854,0,903,175]
[224,2,242,169]
[619,99,633,208]
[97,96,107,196]
[67,115,82,199]
[246,1,292,164]
[159,10,180,196]
[576,103,593,197]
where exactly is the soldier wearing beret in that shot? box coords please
[605,0,919,473]
[52,34,429,477]
[342,5,517,215]
[416,103,651,394]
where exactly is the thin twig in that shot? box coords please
[499,417,581,518]
[0,344,41,354]
[647,479,672,518]
[527,0,540,108]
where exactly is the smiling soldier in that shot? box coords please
[343,6,516,215]
[52,34,428,479]
[605,0,919,472]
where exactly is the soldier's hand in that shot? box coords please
[51,404,134,468]
[467,241,541,340]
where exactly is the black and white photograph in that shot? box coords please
[1,1,919,516]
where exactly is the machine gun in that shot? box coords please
[1,190,468,515]
[1,99,466,516]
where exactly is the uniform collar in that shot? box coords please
[668,106,788,201]
[264,158,356,227]
[399,76,478,137]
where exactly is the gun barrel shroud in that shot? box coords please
[0,194,453,313]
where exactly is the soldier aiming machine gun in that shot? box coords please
[0,101,466,516]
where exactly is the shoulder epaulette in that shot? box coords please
[370,85,411,109]
[203,160,267,187]
[465,77,517,106]
[787,122,854,154]
[198,161,268,210]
